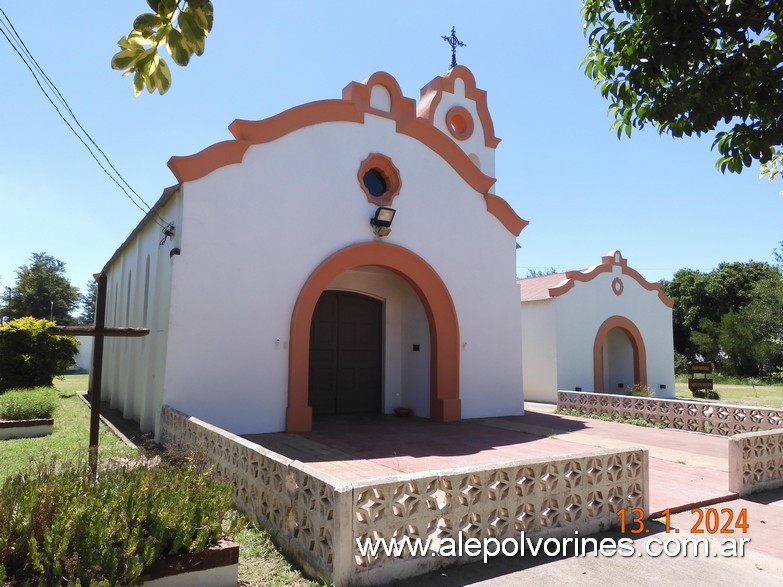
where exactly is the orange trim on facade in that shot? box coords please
[357,153,402,206]
[417,65,501,148]
[484,194,529,236]
[593,315,647,392]
[286,242,461,433]
[342,71,417,126]
[229,100,363,142]
[167,140,251,183]
[547,250,674,307]
[445,106,474,141]
[165,68,528,236]
[611,277,624,296]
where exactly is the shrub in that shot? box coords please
[674,352,689,375]
[628,384,655,398]
[0,317,79,391]
[691,389,721,400]
[555,408,665,428]
[0,387,58,420]
[0,454,243,585]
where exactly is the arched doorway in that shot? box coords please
[593,316,647,393]
[286,242,460,432]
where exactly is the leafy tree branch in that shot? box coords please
[112,0,213,96]
[582,0,783,178]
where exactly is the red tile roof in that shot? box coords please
[517,273,569,302]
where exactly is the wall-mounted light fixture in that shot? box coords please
[160,223,176,245]
[370,207,396,237]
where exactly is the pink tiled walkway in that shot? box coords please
[246,415,592,483]
[245,407,738,514]
[492,408,735,514]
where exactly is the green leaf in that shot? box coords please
[154,58,172,94]
[117,33,148,51]
[152,0,178,17]
[144,71,156,93]
[178,9,207,55]
[165,28,191,66]
[134,48,157,76]
[133,13,165,31]
[133,71,144,97]
[111,49,138,71]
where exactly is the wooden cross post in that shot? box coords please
[50,272,149,474]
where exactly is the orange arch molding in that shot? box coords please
[592,315,647,393]
[286,242,461,432]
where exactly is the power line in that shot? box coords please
[0,9,153,210]
[0,8,167,227]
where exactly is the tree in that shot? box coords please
[663,260,783,375]
[79,280,98,325]
[0,317,80,390]
[739,278,783,373]
[112,0,213,96]
[775,241,783,269]
[1,279,10,326]
[524,267,560,278]
[9,253,79,325]
[582,1,783,177]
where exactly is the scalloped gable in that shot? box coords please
[166,69,528,236]
[545,251,674,308]
[417,65,500,149]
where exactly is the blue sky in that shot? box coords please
[1,1,781,301]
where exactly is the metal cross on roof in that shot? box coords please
[442,26,466,69]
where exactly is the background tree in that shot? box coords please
[112,0,213,95]
[9,253,79,325]
[662,260,783,375]
[79,280,98,325]
[524,267,561,278]
[582,1,783,178]
[0,278,10,326]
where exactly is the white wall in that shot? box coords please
[427,77,496,180]
[162,114,523,434]
[520,300,558,403]
[554,265,675,398]
[72,336,93,372]
[101,193,181,434]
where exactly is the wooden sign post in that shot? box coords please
[687,362,714,393]
[49,272,148,474]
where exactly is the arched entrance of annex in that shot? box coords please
[286,242,460,432]
[593,315,647,393]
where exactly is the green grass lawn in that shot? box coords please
[1,374,315,586]
[674,375,783,408]
[0,374,136,478]
[236,526,317,587]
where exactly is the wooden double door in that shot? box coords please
[308,291,382,415]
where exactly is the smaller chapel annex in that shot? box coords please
[96,66,529,438]
[518,250,676,404]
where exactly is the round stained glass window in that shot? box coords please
[363,169,387,198]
